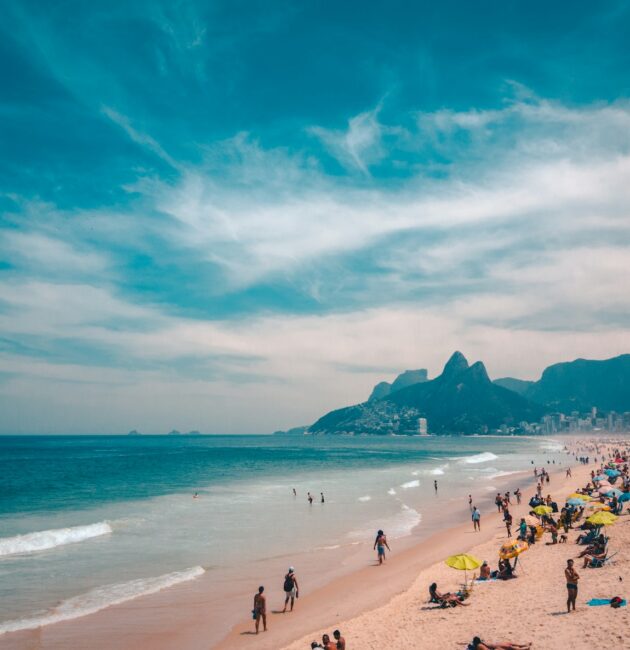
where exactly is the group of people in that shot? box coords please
[252,567,299,634]
[310,630,345,649]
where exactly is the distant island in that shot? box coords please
[127,430,141,436]
[280,352,630,436]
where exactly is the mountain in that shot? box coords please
[310,352,544,435]
[493,377,534,396]
[523,354,630,412]
[368,369,428,401]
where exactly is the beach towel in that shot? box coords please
[587,598,626,607]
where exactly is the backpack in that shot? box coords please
[283,574,294,592]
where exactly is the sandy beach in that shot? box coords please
[275,441,629,650]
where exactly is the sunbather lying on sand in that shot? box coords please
[468,636,531,649]
[429,583,469,606]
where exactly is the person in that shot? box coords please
[320,492,325,503]
[565,558,579,612]
[253,586,266,634]
[293,488,297,496]
[193,492,198,498]
[311,643,323,650]
[333,629,346,650]
[504,513,512,538]
[434,479,438,493]
[514,488,522,505]
[429,582,469,606]
[282,567,299,612]
[479,560,491,580]
[472,506,481,531]
[468,637,531,649]
[495,493,503,512]
[518,518,527,540]
[497,558,514,580]
[468,494,473,510]
[307,492,313,505]
[566,468,572,478]
[374,529,390,565]
[321,634,335,650]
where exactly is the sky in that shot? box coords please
[1,0,630,434]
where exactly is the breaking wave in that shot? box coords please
[0,566,205,634]
[0,523,112,557]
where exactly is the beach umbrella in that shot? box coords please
[605,469,620,477]
[606,488,623,498]
[524,515,540,526]
[619,492,630,503]
[533,505,552,516]
[568,493,591,501]
[586,503,610,512]
[445,553,481,583]
[567,498,586,506]
[594,475,608,481]
[499,539,529,569]
[586,511,618,526]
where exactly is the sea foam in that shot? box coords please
[0,566,205,634]
[400,480,420,489]
[0,522,112,557]
[457,452,498,464]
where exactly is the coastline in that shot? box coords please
[218,461,584,650]
[0,442,556,650]
[278,454,629,650]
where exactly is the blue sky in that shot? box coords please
[1,1,630,433]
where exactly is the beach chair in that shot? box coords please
[588,552,618,568]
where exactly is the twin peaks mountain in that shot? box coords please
[309,352,630,436]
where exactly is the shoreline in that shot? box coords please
[217,461,581,650]
[278,446,629,650]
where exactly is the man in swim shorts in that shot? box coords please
[565,558,579,612]
[253,586,266,633]
[373,529,390,565]
[282,567,299,612]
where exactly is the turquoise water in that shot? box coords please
[0,434,566,636]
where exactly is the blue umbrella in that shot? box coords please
[567,498,586,506]
[605,488,623,498]
[619,492,630,502]
[604,469,620,477]
[594,475,608,481]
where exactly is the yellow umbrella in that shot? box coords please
[445,553,482,583]
[533,505,552,515]
[586,511,618,526]
[568,493,591,501]
[499,538,529,560]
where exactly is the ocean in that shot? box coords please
[0,434,567,639]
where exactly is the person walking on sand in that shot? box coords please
[472,506,481,531]
[565,559,579,613]
[282,567,299,612]
[253,586,266,634]
[333,629,346,649]
[434,480,438,493]
[468,494,473,510]
[374,529,390,565]
[515,488,522,505]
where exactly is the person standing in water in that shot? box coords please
[253,586,266,633]
[307,492,313,505]
[434,480,438,493]
[373,529,390,565]
[320,492,325,503]
[292,488,297,497]
[282,567,299,612]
